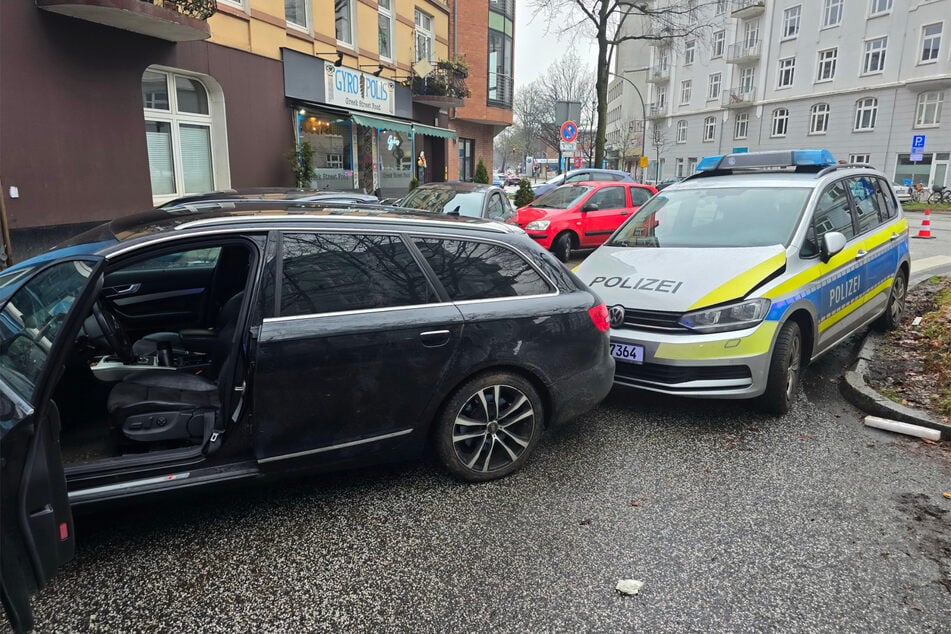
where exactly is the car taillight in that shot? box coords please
[587,303,610,332]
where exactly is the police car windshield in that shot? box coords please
[607,187,810,248]
[530,185,592,209]
[400,188,486,218]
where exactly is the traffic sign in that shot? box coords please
[573,156,583,168]
[911,134,926,161]
[560,120,578,143]
[559,141,577,152]
[639,155,649,169]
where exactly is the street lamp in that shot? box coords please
[608,70,647,182]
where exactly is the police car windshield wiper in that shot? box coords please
[611,236,658,248]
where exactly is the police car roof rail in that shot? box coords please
[814,163,876,178]
[174,212,519,233]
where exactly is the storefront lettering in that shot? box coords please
[325,63,395,115]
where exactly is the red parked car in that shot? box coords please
[513,181,657,261]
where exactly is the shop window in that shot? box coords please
[298,111,354,191]
[378,128,411,192]
[142,68,228,201]
[894,153,933,187]
[459,138,475,181]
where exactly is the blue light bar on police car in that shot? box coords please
[696,149,837,172]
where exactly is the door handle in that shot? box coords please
[106,283,141,296]
[889,232,899,241]
[620,211,630,216]
[419,330,451,347]
[854,250,867,260]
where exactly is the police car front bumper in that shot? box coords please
[609,321,777,399]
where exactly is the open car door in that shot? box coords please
[0,256,105,632]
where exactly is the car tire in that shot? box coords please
[872,270,907,332]
[758,320,802,416]
[433,371,544,482]
[552,232,574,262]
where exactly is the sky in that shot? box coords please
[514,3,600,88]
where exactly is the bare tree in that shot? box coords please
[650,122,670,182]
[530,0,715,167]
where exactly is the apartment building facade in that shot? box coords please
[0,0,511,257]
[622,0,950,186]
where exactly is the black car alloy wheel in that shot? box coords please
[435,372,543,481]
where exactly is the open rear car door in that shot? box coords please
[0,256,105,632]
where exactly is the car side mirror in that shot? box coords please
[582,203,599,212]
[820,231,847,263]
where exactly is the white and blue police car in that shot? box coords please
[576,149,911,414]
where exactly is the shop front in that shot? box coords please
[283,49,455,198]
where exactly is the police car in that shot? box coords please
[576,149,911,414]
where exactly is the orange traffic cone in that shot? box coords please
[913,208,935,239]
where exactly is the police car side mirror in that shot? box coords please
[820,231,847,263]
[582,203,599,212]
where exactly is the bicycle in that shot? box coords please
[927,184,949,205]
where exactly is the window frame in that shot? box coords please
[142,67,226,202]
[854,97,879,131]
[862,37,887,75]
[284,0,310,31]
[816,48,837,83]
[809,103,830,135]
[777,57,796,89]
[915,91,944,128]
[712,30,725,58]
[782,5,801,40]
[868,0,893,17]
[771,108,789,138]
[702,116,716,142]
[822,0,843,29]
[334,0,356,47]
[415,9,435,63]
[680,79,692,105]
[676,120,687,144]
[378,0,394,62]
[920,22,942,64]
[734,112,749,140]
[707,72,721,101]
[684,40,696,65]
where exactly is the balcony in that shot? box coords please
[731,0,765,19]
[411,59,471,108]
[647,66,671,84]
[722,86,756,108]
[647,103,667,118]
[37,0,216,42]
[726,40,762,64]
[487,73,514,108]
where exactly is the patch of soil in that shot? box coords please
[866,276,951,424]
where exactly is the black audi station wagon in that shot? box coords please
[0,204,614,630]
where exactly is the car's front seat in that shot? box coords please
[132,290,245,363]
[107,305,245,446]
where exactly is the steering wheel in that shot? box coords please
[91,300,134,363]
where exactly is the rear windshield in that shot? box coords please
[530,186,592,210]
[607,187,811,248]
[400,188,485,218]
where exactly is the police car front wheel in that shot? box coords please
[759,320,802,416]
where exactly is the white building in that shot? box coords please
[611,0,951,187]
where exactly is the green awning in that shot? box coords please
[350,113,456,140]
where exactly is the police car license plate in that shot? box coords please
[610,342,644,364]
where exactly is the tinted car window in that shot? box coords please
[123,247,221,272]
[814,181,855,241]
[872,177,898,221]
[849,176,886,234]
[630,187,653,206]
[487,193,508,220]
[588,186,626,209]
[400,187,486,218]
[277,233,435,316]
[566,172,592,183]
[413,238,553,300]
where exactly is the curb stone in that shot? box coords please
[839,333,951,440]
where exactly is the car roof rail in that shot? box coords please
[814,163,876,178]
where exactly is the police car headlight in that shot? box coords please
[679,298,771,333]
[525,220,551,231]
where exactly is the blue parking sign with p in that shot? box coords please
[912,135,926,150]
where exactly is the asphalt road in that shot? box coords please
[17,336,951,633]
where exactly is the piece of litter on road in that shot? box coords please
[943,492,951,500]
[863,416,941,442]
[911,316,922,326]
[616,579,644,596]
